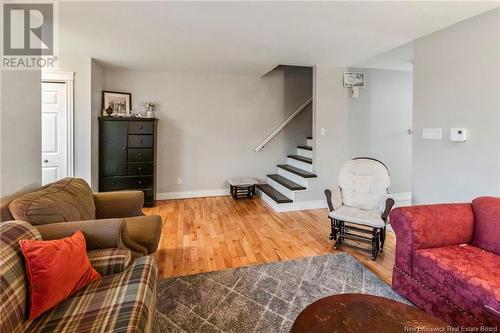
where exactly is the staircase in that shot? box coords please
[256,136,317,208]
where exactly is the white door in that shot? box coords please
[42,82,68,185]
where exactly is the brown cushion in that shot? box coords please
[8,178,96,225]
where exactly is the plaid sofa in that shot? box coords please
[0,221,157,333]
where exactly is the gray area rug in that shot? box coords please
[154,252,409,333]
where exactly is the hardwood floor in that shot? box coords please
[144,196,395,284]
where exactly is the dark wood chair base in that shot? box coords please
[329,218,386,260]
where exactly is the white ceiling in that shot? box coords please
[59,1,499,76]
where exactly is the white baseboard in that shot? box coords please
[391,192,412,207]
[157,188,229,200]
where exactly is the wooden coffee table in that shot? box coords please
[291,294,447,333]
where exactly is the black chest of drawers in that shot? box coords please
[98,117,158,206]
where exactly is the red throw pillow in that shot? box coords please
[19,231,101,320]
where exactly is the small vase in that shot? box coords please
[105,106,114,116]
[146,110,154,118]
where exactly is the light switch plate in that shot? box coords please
[422,128,442,140]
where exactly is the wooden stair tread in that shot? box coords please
[277,164,317,178]
[267,174,306,191]
[297,145,313,151]
[287,155,312,164]
[256,184,293,203]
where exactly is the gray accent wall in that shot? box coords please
[103,67,312,195]
[348,68,413,194]
[298,66,413,202]
[0,70,42,196]
[412,8,500,204]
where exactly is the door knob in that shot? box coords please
[43,159,48,163]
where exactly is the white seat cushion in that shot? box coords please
[329,205,385,228]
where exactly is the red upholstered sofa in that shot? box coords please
[391,197,500,327]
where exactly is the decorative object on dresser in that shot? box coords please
[102,90,132,114]
[144,101,157,118]
[99,117,158,206]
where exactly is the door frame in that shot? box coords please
[41,70,75,177]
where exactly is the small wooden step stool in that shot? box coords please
[228,178,257,199]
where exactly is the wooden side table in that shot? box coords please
[291,294,447,333]
[228,178,257,199]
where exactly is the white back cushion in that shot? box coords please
[339,159,390,211]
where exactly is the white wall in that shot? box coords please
[50,57,93,186]
[412,8,500,204]
[103,67,312,195]
[0,70,42,196]
[348,68,413,193]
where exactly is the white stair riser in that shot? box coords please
[259,190,282,209]
[306,139,313,146]
[259,190,327,212]
[297,148,312,159]
[277,168,308,187]
[287,157,313,173]
[267,177,297,200]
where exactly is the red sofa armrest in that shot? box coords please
[390,203,474,273]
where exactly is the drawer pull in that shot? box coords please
[112,180,117,185]
[138,139,143,143]
[122,146,126,150]
[138,180,143,185]
[139,125,143,129]
[138,167,142,171]
[138,153,143,157]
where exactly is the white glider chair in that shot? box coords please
[324,157,394,260]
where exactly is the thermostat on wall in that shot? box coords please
[450,128,467,142]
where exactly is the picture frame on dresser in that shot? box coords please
[102,91,132,114]
[98,117,158,206]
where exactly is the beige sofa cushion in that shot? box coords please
[8,178,96,225]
